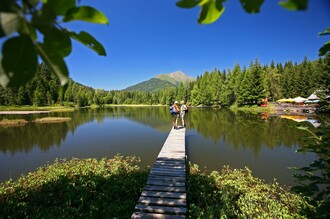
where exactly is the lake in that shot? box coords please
[0,107,325,186]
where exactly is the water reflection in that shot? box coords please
[185,109,325,185]
[187,109,314,153]
[0,107,326,185]
[0,107,171,154]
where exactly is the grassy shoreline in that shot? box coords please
[0,117,72,127]
[0,103,276,112]
[0,156,314,218]
[0,105,75,112]
[0,104,166,113]
[0,119,29,126]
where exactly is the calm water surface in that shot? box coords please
[0,107,325,186]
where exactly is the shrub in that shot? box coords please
[0,155,148,218]
[187,164,314,218]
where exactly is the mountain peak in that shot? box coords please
[124,71,195,92]
[154,71,194,85]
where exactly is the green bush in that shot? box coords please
[187,164,314,218]
[0,155,148,218]
[0,156,317,218]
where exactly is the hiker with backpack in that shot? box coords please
[180,100,188,128]
[170,101,180,129]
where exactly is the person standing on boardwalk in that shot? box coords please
[180,100,188,128]
[172,101,180,129]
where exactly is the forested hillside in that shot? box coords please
[154,71,195,85]
[0,56,329,107]
[123,78,177,92]
[124,71,194,92]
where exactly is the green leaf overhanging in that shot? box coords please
[0,0,20,13]
[43,26,72,57]
[279,0,308,11]
[319,27,330,36]
[31,4,56,34]
[63,6,109,25]
[198,0,225,24]
[47,0,75,16]
[69,31,106,56]
[319,41,330,57]
[0,12,21,37]
[36,43,69,86]
[239,0,264,13]
[21,21,37,41]
[24,0,40,8]
[1,35,38,87]
[176,0,202,8]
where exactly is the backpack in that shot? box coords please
[182,105,189,114]
[169,106,177,115]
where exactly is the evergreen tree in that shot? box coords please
[297,57,312,97]
[281,61,294,98]
[0,56,329,108]
[176,82,185,102]
[264,66,282,101]
[240,60,265,104]
[221,64,243,106]
[209,68,225,105]
[190,83,200,106]
[198,71,212,105]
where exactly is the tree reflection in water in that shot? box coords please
[0,107,327,186]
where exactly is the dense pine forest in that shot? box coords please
[0,56,329,108]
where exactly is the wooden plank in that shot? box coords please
[147,175,186,182]
[158,153,185,156]
[144,185,186,193]
[155,157,185,162]
[150,170,185,177]
[158,157,185,162]
[138,197,186,207]
[148,175,185,180]
[140,191,186,199]
[152,163,185,168]
[149,171,185,176]
[151,167,186,174]
[131,212,186,219]
[153,164,185,169]
[154,161,185,166]
[146,179,185,187]
[158,152,185,155]
[151,167,185,173]
[157,157,185,161]
[151,166,185,171]
[135,204,187,215]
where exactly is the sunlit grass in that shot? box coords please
[34,117,71,123]
[0,119,29,127]
[187,163,314,218]
[0,155,316,218]
[0,105,75,112]
[0,155,148,218]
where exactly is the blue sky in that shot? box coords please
[59,1,329,90]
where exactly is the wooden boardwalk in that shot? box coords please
[131,127,187,219]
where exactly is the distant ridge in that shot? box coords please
[124,78,176,92]
[124,71,195,92]
[154,71,195,86]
